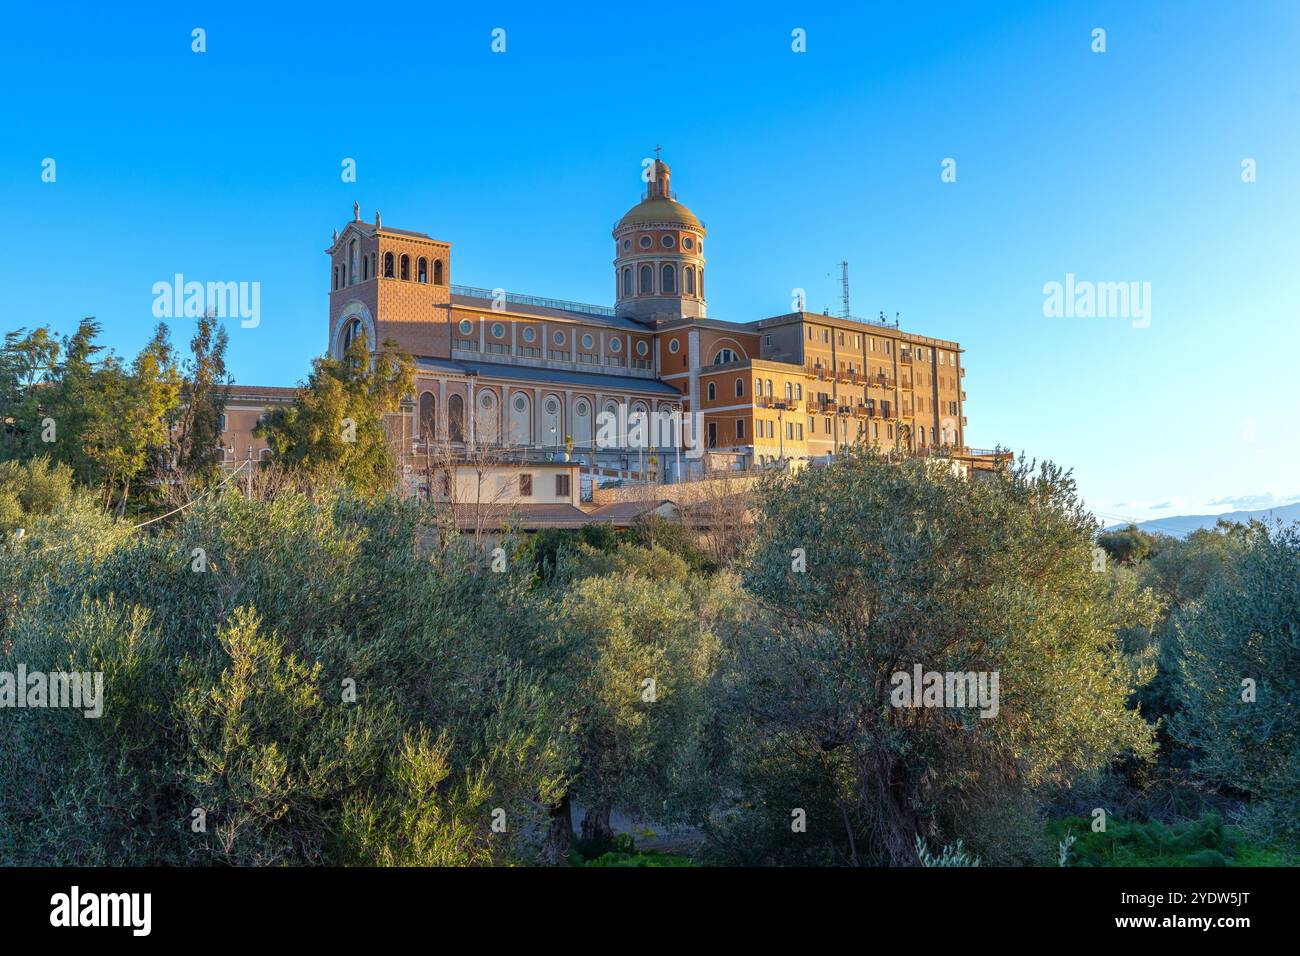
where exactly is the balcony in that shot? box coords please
[774,398,801,412]
[852,404,869,418]
[815,399,836,414]
[808,364,832,381]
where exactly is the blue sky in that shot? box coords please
[4,0,1298,523]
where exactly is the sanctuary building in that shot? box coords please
[222,158,1000,491]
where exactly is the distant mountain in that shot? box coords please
[1106,502,1300,538]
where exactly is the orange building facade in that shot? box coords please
[224,159,994,484]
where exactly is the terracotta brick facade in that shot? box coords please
[227,161,983,483]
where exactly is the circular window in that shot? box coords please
[545,398,559,414]
[609,338,621,352]
[479,393,494,410]
[491,323,505,338]
[522,326,536,343]
[622,239,631,251]
[668,339,680,354]
[636,340,649,357]
[581,334,594,349]
[639,236,652,249]
[662,235,675,249]
[683,237,694,250]
[514,395,527,412]
[553,330,565,346]
[458,319,472,334]
[576,401,589,417]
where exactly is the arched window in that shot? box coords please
[639,264,653,294]
[622,268,632,296]
[342,317,364,353]
[383,252,394,278]
[400,255,410,280]
[684,266,695,295]
[735,378,744,397]
[448,394,465,443]
[708,382,716,401]
[765,379,773,396]
[661,263,676,293]
[349,239,358,284]
[332,266,339,290]
[417,257,428,283]
[418,391,437,441]
[714,349,737,365]
[785,382,793,400]
[698,269,704,297]
[433,259,444,285]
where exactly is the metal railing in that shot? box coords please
[450,284,617,318]
[837,312,900,329]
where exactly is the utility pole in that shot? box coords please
[246,446,252,499]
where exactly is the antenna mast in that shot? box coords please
[839,261,850,319]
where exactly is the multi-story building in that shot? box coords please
[224,158,999,485]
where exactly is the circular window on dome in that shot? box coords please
[639,236,652,249]
[553,330,565,346]
[662,235,675,249]
[622,239,631,252]
[636,340,649,357]
[458,319,473,335]
[581,333,594,350]
[609,338,621,352]
[522,326,536,343]
[491,323,505,338]
[668,339,680,354]
[683,237,694,250]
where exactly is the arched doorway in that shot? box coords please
[573,399,592,447]
[509,392,532,445]
[631,400,651,447]
[542,395,562,447]
[477,390,499,445]
[603,399,621,447]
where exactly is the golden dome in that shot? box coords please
[614,157,704,233]
[616,196,703,231]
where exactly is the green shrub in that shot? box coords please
[1045,813,1296,867]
